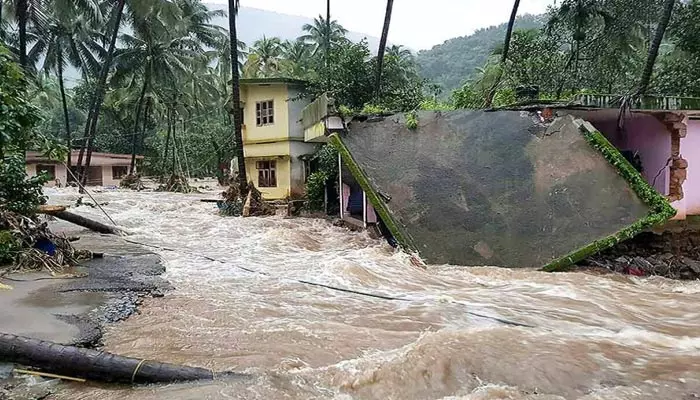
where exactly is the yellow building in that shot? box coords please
[240,78,316,200]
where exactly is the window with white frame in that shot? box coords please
[255,100,274,126]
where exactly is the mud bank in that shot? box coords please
[1,249,169,347]
[0,228,169,399]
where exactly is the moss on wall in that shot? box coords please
[542,120,677,271]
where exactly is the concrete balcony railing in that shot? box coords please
[575,94,700,111]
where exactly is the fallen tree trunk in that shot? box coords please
[0,333,216,384]
[40,210,120,235]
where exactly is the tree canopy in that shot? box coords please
[0,1,427,180]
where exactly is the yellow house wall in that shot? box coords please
[240,83,311,200]
[245,157,291,200]
[243,141,291,158]
[241,84,290,143]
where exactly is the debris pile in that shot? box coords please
[0,210,91,275]
[218,183,243,216]
[219,182,274,217]
[119,174,145,191]
[158,174,192,193]
[580,232,700,280]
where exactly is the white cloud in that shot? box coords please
[204,0,556,50]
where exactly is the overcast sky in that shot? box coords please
[204,0,556,50]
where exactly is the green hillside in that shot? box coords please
[416,14,545,93]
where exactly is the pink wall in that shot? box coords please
[366,198,377,223]
[571,110,672,195]
[684,121,700,216]
[342,183,350,214]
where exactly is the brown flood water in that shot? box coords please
[46,188,700,400]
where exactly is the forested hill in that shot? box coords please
[416,14,545,93]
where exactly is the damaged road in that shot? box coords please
[0,229,170,348]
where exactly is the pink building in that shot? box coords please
[567,98,700,222]
[26,151,143,187]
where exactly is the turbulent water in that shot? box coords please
[45,187,700,400]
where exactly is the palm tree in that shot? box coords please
[76,0,126,187]
[228,0,246,193]
[281,38,311,78]
[28,5,102,167]
[213,34,246,92]
[483,0,520,108]
[300,15,347,56]
[175,0,226,47]
[374,0,393,101]
[17,0,26,67]
[3,0,48,69]
[636,0,675,96]
[243,36,281,77]
[29,73,62,110]
[113,12,197,174]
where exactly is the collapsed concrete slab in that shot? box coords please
[331,110,676,269]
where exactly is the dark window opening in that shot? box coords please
[256,160,277,187]
[112,165,129,179]
[255,100,274,126]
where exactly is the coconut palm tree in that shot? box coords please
[213,34,246,92]
[637,0,675,96]
[175,0,226,47]
[374,0,393,100]
[243,35,282,77]
[3,0,48,69]
[483,0,520,108]
[281,38,311,78]
[228,0,246,193]
[300,15,347,56]
[28,4,103,167]
[113,15,197,173]
[76,0,126,187]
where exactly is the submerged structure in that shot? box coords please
[301,95,700,269]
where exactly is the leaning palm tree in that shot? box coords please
[636,0,675,96]
[483,0,520,108]
[75,0,126,187]
[374,0,393,101]
[228,0,246,193]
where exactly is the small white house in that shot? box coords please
[26,151,143,187]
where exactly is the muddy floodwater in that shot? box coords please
[45,188,700,400]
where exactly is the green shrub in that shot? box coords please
[305,171,328,211]
[0,230,22,266]
[405,111,419,130]
[0,155,48,215]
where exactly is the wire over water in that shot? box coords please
[122,238,534,328]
